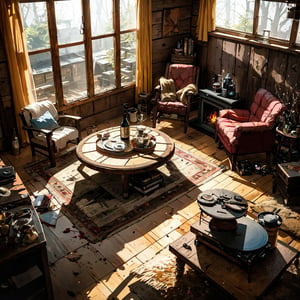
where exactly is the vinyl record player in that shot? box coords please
[193,189,271,280]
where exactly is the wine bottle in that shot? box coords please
[120,105,130,140]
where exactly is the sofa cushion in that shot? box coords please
[249,88,284,126]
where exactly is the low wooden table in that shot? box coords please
[76,126,175,198]
[169,226,298,300]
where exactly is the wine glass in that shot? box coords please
[137,111,146,132]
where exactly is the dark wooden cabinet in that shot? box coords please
[0,161,53,300]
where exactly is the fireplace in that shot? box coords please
[189,89,242,136]
[200,98,222,135]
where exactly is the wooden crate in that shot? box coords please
[273,162,300,205]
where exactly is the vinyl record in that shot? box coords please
[211,217,268,251]
[197,193,217,206]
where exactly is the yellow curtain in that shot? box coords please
[196,0,216,42]
[0,0,36,144]
[135,0,152,103]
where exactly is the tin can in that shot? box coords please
[258,212,282,249]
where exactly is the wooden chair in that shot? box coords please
[20,100,82,167]
[152,63,199,133]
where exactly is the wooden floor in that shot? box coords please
[2,115,299,300]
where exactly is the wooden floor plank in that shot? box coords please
[1,115,299,300]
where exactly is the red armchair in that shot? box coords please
[215,88,285,170]
[152,63,199,133]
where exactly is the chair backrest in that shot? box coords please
[249,88,285,126]
[22,100,58,127]
[165,63,199,90]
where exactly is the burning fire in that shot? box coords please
[207,111,218,123]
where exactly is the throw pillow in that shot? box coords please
[159,77,176,101]
[31,110,59,130]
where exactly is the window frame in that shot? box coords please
[215,0,300,51]
[19,0,137,109]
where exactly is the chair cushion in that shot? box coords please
[249,88,284,125]
[157,101,187,115]
[166,64,198,90]
[31,111,59,130]
[32,126,79,151]
[159,77,176,101]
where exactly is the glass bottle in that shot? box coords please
[136,126,145,147]
[11,128,20,155]
[120,104,130,140]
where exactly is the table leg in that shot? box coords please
[121,174,129,198]
[175,257,185,279]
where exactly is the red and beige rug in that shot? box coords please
[25,146,221,242]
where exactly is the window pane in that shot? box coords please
[216,0,255,33]
[60,45,87,103]
[55,0,83,45]
[19,2,50,51]
[92,37,116,93]
[258,1,292,40]
[90,0,113,36]
[121,32,136,86]
[120,0,136,31]
[30,52,55,102]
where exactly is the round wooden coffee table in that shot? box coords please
[76,126,175,198]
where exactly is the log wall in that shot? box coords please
[0,34,15,152]
[152,0,199,86]
[198,36,300,107]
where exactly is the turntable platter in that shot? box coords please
[210,216,268,251]
[197,193,217,206]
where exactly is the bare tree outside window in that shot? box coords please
[216,0,298,45]
[216,0,255,33]
[258,1,292,40]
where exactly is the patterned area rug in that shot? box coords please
[25,146,221,242]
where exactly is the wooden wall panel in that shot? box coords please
[198,35,300,107]
[285,54,300,91]
[221,40,236,79]
[247,46,269,102]
[0,32,15,152]
[234,43,250,101]
[206,37,223,87]
[265,50,288,94]
[198,43,208,88]
[152,11,162,39]
[152,0,193,11]
[151,1,196,86]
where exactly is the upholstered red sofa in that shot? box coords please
[215,88,285,170]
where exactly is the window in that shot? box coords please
[216,0,255,34]
[216,0,299,47]
[258,1,292,40]
[19,0,137,106]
